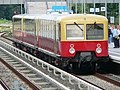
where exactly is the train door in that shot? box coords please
[23,18,36,45]
[34,18,38,47]
[54,21,60,55]
[13,17,22,41]
[35,18,39,47]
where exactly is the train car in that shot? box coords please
[12,13,109,73]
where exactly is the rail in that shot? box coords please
[0,79,10,90]
[109,51,120,64]
[0,40,102,90]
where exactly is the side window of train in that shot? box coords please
[39,20,59,40]
[55,22,60,41]
[14,18,21,31]
[44,20,47,38]
[47,20,51,39]
[39,20,41,37]
[48,20,52,39]
[53,21,56,40]
[86,24,104,40]
[58,23,61,41]
[42,20,44,37]
[41,20,43,37]
[24,19,35,34]
[51,20,55,39]
[46,20,49,38]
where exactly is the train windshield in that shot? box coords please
[66,24,84,40]
[86,24,104,40]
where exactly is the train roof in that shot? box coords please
[12,14,108,22]
[13,14,70,21]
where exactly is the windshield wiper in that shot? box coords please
[74,22,83,31]
[87,21,96,31]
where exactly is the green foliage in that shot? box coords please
[107,3,119,25]
[0,5,21,37]
[0,4,24,20]
[71,3,119,25]
[0,27,12,37]
[0,19,9,24]
[0,19,12,37]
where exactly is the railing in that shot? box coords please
[0,40,102,90]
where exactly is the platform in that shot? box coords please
[0,84,5,90]
[108,43,120,64]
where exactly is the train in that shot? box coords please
[12,13,109,74]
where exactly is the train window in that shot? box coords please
[13,18,21,31]
[50,21,54,39]
[43,20,45,37]
[44,20,47,37]
[24,19,35,34]
[66,24,84,40]
[56,22,60,41]
[42,20,44,37]
[39,20,55,40]
[46,20,48,38]
[48,20,51,38]
[53,21,55,39]
[41,20,43,37]
[51,21,55,39]
[39,20,42,37]
[86,24,104,40]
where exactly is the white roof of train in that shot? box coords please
[12,14,70,21]
[13,14,107,22]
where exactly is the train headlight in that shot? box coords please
[69,44,75,54]
[96,47,102,54]
[96,43,102,54]
[69,47,75,54]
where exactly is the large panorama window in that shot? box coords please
[39,20,56,39]
[24,19,35,34]
[66,24,84,40]
[14,18,21,31]
[86,24,104,40]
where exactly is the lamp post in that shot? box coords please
[45,0,48,13]
[75,0,78,14]
[94,0,95,14]
[83,0,86,13]
[67,0,69,10]
[21,0,22,14]
[81,0,83,13]
[119,2,120,25]
[24,0,27,14]
[55,0,56,6]
[105,0,107,17]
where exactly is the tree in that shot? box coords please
[0,5,24,20]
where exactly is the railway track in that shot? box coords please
[0,34,120,90]
[0,43,68,90]
[95,73,120,87]
[0,39,102,90]
[0,78,10,90]
[77,73,120,90]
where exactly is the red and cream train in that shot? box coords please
[12,13,109,73]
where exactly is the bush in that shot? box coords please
[0,19,9,24]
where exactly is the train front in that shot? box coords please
[59,14,109,73]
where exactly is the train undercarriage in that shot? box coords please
[13,42,109,74]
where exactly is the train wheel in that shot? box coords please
[71,62,96,74]
[81,62,96,74]
[58,59,69,72]
[13,42,16,47]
